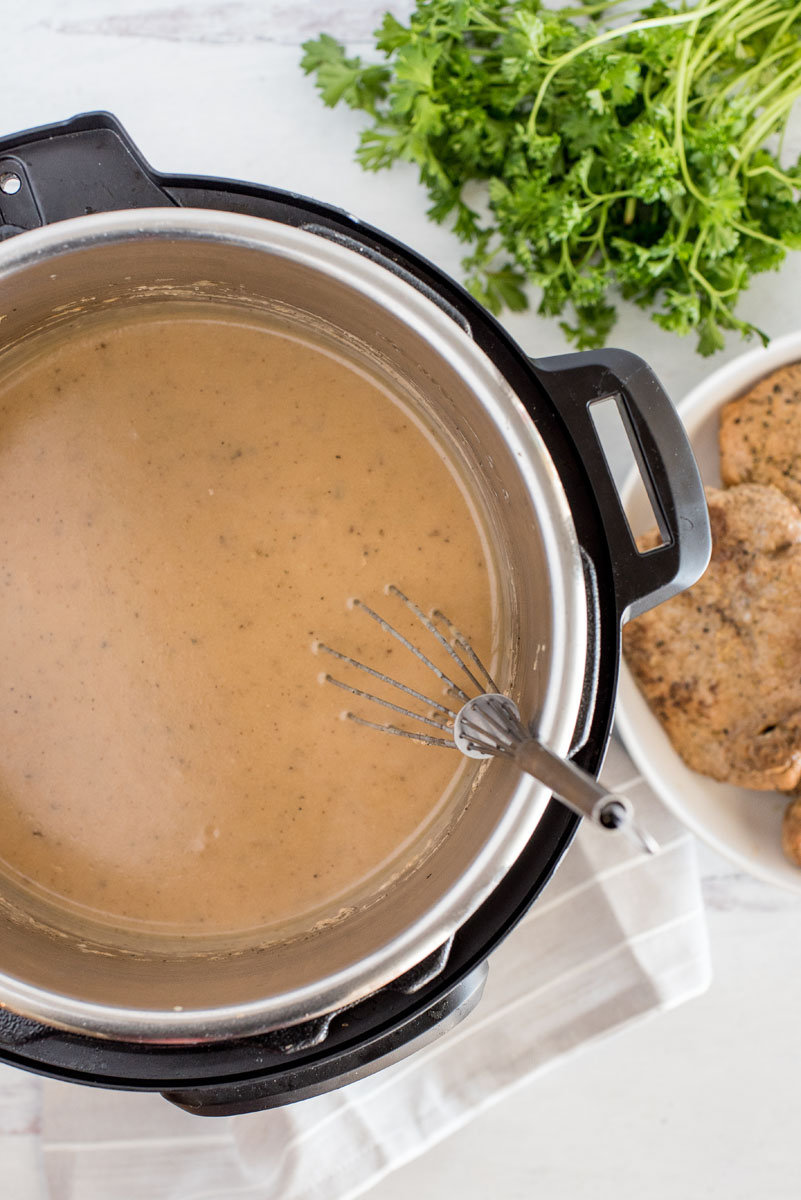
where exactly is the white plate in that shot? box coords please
[615,331,801,892]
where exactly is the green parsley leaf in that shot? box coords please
[300,35,389,116]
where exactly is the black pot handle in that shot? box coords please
[528,348,710,621]
[0,112,174,237]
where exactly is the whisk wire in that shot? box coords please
[345,712,457,749]
[388,584,492,698]
[325,673,452,733]
[351,596,471,704]
[430,607,500,695]
[316,643,456,719]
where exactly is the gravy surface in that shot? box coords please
[0,309,496,936]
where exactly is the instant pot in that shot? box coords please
[0,112,710,1115]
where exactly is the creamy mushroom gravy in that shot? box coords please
[0,306,498,939]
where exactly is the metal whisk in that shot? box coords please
[315,585,657,855]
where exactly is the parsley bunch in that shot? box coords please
[302,0,801,354]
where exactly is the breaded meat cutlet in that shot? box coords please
[623,483,801,791]
[719,362,801,507]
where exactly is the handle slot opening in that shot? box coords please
[589,394,668,547]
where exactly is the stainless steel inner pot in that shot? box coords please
[0,208,588,1040]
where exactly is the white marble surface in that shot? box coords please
[2,2,801,1196]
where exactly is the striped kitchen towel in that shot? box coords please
[35,735,709,1200]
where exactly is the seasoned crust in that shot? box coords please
[782,796,801,867]
[623,483,801,791]
[719,362,801,507]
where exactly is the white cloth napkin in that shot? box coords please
[38,736,709,1200]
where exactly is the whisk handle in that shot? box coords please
[528,349,710,622]
[512,738,656,854]
[513,738,608,819]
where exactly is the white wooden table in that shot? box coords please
[2,3,801,1196]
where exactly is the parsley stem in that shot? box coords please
[687,0,777,73]
[577,205,609,268]
[731,81,801,173]
[676,208,694,248]
[738,59,801,123]
[693,1,801,103]
[728,219,793,249]
[688,264,740,314]
[740,0,801,47]
[560,0,634,17]
[525,0,732,137]
[743,163,800,190]
[672,8,708,207]
[659,0,782,112]
[576,176,634,206]
[581,192,634,214]
[688,227,739,299]
[700,42,799,123]
[736,4,799,44]
[688,4,791,102]
[462,13,506,36]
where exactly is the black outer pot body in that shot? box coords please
[0,114,709,1115]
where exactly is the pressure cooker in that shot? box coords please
[0,112,710,1115]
